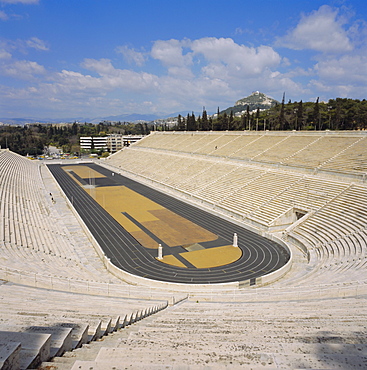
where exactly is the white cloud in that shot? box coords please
[0,11,8,20]
[151,39,192,67]
[26,37,49,51]
[0,49,11,59]
[277,5,353,53]
[0,37,49,55]
[314,54,367,84]
[191,37,281,78]
[151,39,193,77]
[56,58,159,93]
[1,60,46,79]
[115,45,146,66]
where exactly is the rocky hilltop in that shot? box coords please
[221,91,279,116]
[235,91,279,108]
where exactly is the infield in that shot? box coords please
[64,165,242,269]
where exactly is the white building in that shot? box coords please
[107,134,144,152]
[79,137,107,151]
[80,135,144,153]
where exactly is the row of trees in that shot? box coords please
[0,97,365,156]
[0,121,151,156]
[172,98,367,132]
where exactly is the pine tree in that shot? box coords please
[186,112,196,131]
[297,100,304,130]
[177,114,185,131]
[202,107,209,131]
[313,97,320,130]
[246,105,250,130]
[209,117,213,131]
[278,92,286,130]
[228,110,234,130]
[240,113,246,130]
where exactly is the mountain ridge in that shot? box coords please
[0,111,203,126]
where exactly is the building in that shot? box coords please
[80,135,144,153]
[79,136,107,151]
[107,134,144,152]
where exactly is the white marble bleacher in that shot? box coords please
[0,151,140,286]
[218,170,301,222]
[65,298,367,369]
[0,281,168,369]
[177,161,233,194]
[108,139,356,228]
[287,184,367,284]
[254,134,320,163]
[211,133,261,157]
[283,135,361,168]
[319,136,367,175]
[229,133,290,160]
[0,282,166,337]
[109,147,238,197]
[252,176,349,225]
[134,131,194,151]
[192,132,237,155]
[172,132,218,153]
[194,164,266,204]
[139,132,367,178]
[108,148,189,186]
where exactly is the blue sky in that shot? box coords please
[0,0,366,119]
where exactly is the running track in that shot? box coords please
[48,163,290,284]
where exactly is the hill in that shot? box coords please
[220,91,279,116]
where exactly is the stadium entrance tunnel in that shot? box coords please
[48,163,291,287]
[269,206,309,232]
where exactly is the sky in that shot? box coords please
[0,0,366,119]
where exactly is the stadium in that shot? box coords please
[1,130,367,369]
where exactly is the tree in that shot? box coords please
[192,112,196,130]
[255,108,260,131]
[201,108,209,131]
[71,122,78,135]
[240,113,246,130]
[228,110,234,130]
[278,92,286,130]
[177,114,185,131]
[246,105,250,130]
[297,100,304,130]
[313,97,320,130]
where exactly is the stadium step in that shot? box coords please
[25,326,73,359]
[0,330,51,369]
[0,341,21,370]
[37,304,169,369]
[56,323,89,350]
